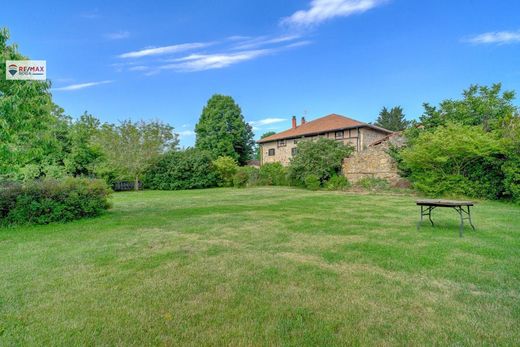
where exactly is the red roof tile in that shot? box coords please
[257,114,391,143]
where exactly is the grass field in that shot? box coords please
[1,187,519,346]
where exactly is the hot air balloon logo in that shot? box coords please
[8,64,17,76]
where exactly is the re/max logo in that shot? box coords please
[17,65,45,75]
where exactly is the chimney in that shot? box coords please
[292,116,297,129]
[301,116,306,125]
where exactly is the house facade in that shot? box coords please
[257,114,393,166]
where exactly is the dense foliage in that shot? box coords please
[144,149,218,190]
[398,83,520,202]
[304,174,320,190]
[288,138,353,186]
[259,162,288,186]
[0,28,67,179]
[374,106,409,131]
[212,156,239,187]
[0,177,111,226]
[195,94,254,165]
[325,175,350,190]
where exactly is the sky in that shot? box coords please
[3,0,520,146]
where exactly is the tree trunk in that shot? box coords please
[134,175,139,191]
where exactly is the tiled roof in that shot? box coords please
[257,114,392,143]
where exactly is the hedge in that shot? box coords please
[0,177,111,226]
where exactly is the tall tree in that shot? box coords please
[374,106,409,131]
[0,27,61,178]
[95,120,179,190]
[195,94,254,165]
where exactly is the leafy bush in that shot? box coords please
[0,177,111,226]
[213,156,239,187]
[357,177,390,190]
[502,155,520,203]
[400,123,503,198]
[233,168,250,188]
[305,174,321,191]
[325,175,350,191]
[288,138,353,186]
[144,149,218,190]
[259,163,288,186]
[233,166,260,187]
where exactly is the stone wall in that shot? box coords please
[342,134,406,186]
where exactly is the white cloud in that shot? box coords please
[465,31,520,45]
[81,9,100,19]
[119,42,214,58]
[232,34,301,50]
[160,49,271,72]
[128,65,150,71]
[249,118,287,126]
[105,31,130,40]
[178,130,195,137]
[52,80,113,91]
[282,0,387,27]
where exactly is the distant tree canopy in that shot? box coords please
[195,94,254,165]
[260,131,276,139]
[374,106,409,131]
[94,120,179,190]
[418,83,517,131]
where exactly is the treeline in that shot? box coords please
[0,28,255,191]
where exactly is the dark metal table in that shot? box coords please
[416,199,475,237]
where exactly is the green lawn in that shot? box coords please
[1,187,519,346]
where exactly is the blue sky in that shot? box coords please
[3,0,520,146]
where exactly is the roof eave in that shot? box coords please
[257,124,392,143]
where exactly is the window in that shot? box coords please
[291,147,297,156]
[293,139,299,144]
[277,139,286,147]
[268,148,275,156]
[335,131,344,139]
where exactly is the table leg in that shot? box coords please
[467,206,476,231]
[459,207,464,237]
[427,206,434,227]
[417,206,423,230]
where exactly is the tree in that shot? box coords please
[195,94,254,165]
[419,83,517,131]
[95,120,179,190]
[0,27,62,178]
[374,106,409,131]
[288,138,353,186]
[63,112,103,177]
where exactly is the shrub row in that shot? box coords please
[0,177,111,226]
[143,149,219,190]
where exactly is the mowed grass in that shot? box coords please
[1,187,519,346]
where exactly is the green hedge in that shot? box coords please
[0,178,111,226]
[144,149,219,190]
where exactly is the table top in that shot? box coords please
[416,199,474,207]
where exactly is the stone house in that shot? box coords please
[257,114,393,166]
